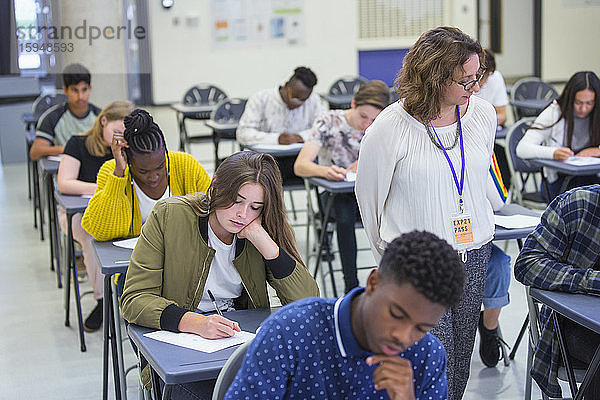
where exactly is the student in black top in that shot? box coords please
[57,100,135,332]
[30,63,101,161]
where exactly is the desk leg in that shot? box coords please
[67,213,87,352]
[112,278,128,400]
[32,160,40,230]
[150,366,163,400]
[553,312,579,398]
[39,172,46,241]
[103,276,111,400]
[539,168,552,203]
[509,315,528,360]
[313,193,337,298]
[107,278,123,400]
[212,130,220,168]
[576,344,600,400]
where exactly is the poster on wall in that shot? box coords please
[211,0,304,49]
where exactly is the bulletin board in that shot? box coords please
[211,0,305,49]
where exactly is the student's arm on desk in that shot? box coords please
[30,137,64,161]
[57,154,96,195]
[294,141,346,181]
[514,201,600,295]
[236,95,281,146]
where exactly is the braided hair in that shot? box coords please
[123,109,167,158]
[122,109,171,234]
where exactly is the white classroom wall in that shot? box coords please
[541,1,600,81]
[147,0,358,104]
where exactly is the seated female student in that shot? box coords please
[293,80,391,293]
[80,108,211,332]
[516,71,600,200]
[57,100,134,331]
[120,151,319,397]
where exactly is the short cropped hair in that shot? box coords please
[62,63,91,87]
[290,66,318,89]
[354,80,392,110]
[379,231,465,308]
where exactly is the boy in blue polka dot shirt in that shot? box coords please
[226,231,465,399]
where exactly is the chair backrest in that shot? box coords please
[328,76,367,96]
[511,78,558,119]
[32,92,68,121]
[183,84,228,106]
[212,340,252,400]
[211,98,247,123]
[505,117,539,175]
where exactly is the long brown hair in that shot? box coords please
[81,100,135,157]
[531,71,600,148]
[395,26,484,122]
[183,151,305,267]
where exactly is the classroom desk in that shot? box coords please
[53,190,89,352]
[39,157,61,286]
[531,158,600,200]
[94,240,134,400]
[529,288,600,400]
[170,103,219,152]
[128,308,272,400]
[204,120,238,167]
[245,143,303,157]
[321,93,353,110]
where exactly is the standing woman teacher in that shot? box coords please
[355,26,496,400]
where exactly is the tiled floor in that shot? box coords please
[1,112,562,399]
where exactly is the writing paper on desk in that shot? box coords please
[144,330,255,353]
[494,215,541,229]
[113,237,139,249]
[250,143,303,152]
[345,171,356,182]
[564,156,600,166]
[47,155,62,162]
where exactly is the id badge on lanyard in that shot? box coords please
[430,106,472,262]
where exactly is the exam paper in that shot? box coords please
[47,155,63,162]
[144,330,256,353]
[564,156,600,166]
[345,171,356,182]
[113,237,139,249]
[494,214,540,229]
[250,143,303,152]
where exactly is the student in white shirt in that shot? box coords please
[236,66,326,181]
[356,27,496,400]
[516,71,600,200]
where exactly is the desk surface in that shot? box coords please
[530,288,600,334]
[493,203,541,241]
[93,240,133,275]
[128,308,272,384]
[170,103,218,115]
[39,157,60,174]
[246,143,303,157]
[532,158,600,176]
[53,191,89,214]
[307,178,540,239]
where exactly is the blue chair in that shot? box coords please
[212,339,253,400]
[510,78,558,121]
[325,76,367,109]
[207,97,247,167]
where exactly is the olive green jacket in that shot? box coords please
[120,194,319,331]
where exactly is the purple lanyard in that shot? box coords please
[429,105,465,212]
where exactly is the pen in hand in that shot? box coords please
[207,290,223,317]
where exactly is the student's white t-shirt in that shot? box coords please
[475,70,509,107]
[196,222,243,313]
[133,181,170,223]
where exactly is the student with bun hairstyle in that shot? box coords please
[81,108,211,331]
[57,100,134,331]
[120,151,319,396]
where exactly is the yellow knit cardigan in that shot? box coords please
[81,151,211,241]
